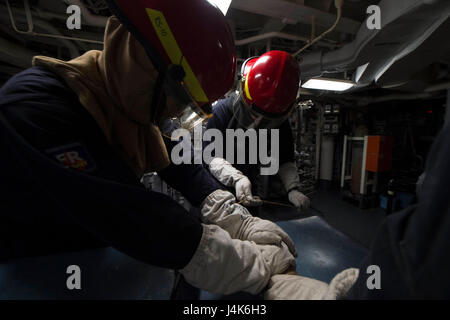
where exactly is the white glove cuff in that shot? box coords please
[278,162,301,192]
[209,157,245,187]
[201,189,235,211]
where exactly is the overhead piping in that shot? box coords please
[2,5,81,58]
[231,0,359,35]
[236,32,309,46]
[293,0,344,56]
[6,0,103,46]
[424,81,450,93]
[298,0,450,85]
[235,31,335,48]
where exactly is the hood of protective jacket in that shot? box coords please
[32,16,170,176]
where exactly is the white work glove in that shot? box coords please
[235,176,264,206]
[288,189,310,210]
[264,268,359,300]
[180,224,296,295]
[278,162,310,210]
[209,157,263,207]
[201,190,297,257]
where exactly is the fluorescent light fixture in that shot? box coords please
[302,78,355,92]
[207,0,232,15]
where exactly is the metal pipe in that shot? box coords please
[34,8,69,21]
[4,2,81,58]
[340,135,348,188]
[235,32,309,46]
[293,0,344,56]
[424,81,450,93]
[235,31,335,49]
[360,136,368,195]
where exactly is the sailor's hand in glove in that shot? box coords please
[202,190,297,257]
[288,190,310,211]
[180,224,296,295]
[238,215,297,257]
[264,268,359,300]
[235,176,263,207]
[208,157,262,207]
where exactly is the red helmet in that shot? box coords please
[107,0,236,125]
[240,51,300,116]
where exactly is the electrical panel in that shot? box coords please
[290,101,318,197]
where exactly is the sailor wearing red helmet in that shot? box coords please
[0,0,298,296]
[205,50,311,211]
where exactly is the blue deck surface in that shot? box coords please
[0,248,174,300]
[278,216,367,282]
[0,216,367,299]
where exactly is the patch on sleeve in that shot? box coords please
[46,143,97,173]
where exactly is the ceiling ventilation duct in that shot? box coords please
[299,0,450,90]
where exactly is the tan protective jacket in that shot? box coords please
[33,17,170,176]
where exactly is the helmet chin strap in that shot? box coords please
[230,84,253,129]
